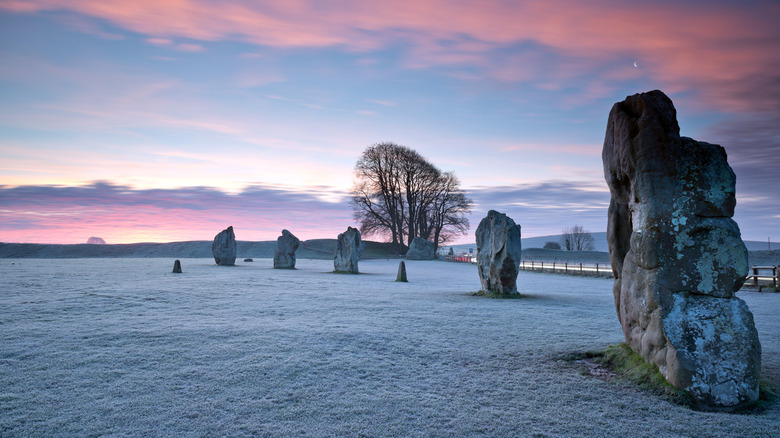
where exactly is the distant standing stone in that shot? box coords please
[244,258,253,262]
[334,226,363,273]
[87,237,106,245]
[406,237,436,260]
[172,259,182,273]
[212,226,237,266]
[475,210,522,295]
[396,260,408,282]
[274,229,301,269]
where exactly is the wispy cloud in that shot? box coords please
[6,0,777,113]
[0,182,354,244]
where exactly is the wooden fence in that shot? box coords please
[518,260,613,278]
[748,266,779,289]
[443,256,779,287]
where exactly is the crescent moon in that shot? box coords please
[633,61,639,68]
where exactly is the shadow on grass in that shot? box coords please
[563,343,777,413]
[467,290,543,299]
[325,271,381,275]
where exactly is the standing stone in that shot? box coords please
[396,261,408,282]
[172,259,182,273]
[212,226,237,266]
[334,226,363,273]
[406,237,436,260]
[603,90,760,411]
[475,210,522,295]
[273,229,301,269]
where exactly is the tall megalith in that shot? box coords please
[274,229,300,269]
[406,237,436,260]
[212,226,237,266]
[603,90,760,410]
[475,210,522,295]
[334,226,363,273]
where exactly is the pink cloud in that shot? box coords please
[4,0,776,115]
[0,183,355,244]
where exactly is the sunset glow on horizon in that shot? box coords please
[1,0,778,244]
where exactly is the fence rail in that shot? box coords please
[748,266,778,288]
[518,260,613,278]
[443,256,779,287]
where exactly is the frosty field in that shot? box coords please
[1,258,778,437]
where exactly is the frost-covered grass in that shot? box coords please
[1,258,778,437]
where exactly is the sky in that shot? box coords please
[1,0,779,245]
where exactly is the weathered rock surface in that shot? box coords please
[172,259,182,273]
[475,210,522,295]
[603,90,760,410]
[212,226,237,266]
[406,237,436,260]
[334,227,363,273]
[396,261,408,282]
[273,229,301,269]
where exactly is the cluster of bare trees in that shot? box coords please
[351,142,473,253]
[560,225,595,251]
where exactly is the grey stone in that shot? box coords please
[273,229,300,269]
[603,90,760,410]
[87,237,106,245]
[212,226,237,266]
[334,226,363,273]
[396,261,408,282]
[475,210,522,295]
[172,259,182,273]
[406,237,436,260]
[244,258,253,262]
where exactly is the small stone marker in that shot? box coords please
[396,261,408,282]
[172,259,182,273]
[244,258,254,262]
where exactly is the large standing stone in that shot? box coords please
[172,259,182,273]
[212,226,237,266]
[406,237,436,260]
[334,226,363,273]
[603,90,760,410]
[273,229,301,269]
[475,210,522,295]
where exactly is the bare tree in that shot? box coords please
[420,171,472,254]
[543,241,561,250]
[351,142,472,252]
[560,225,595,251]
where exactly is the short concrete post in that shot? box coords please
[396,261,408,282]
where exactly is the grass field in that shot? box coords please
[1,258,778,436]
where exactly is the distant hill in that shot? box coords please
[0,239,402,259]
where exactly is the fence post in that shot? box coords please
[596,263,599,275]
[541,261,544,272]
[553,261,556,272]
[531,261,534,270]
[580,263,582,273]
[565,262,568,273]
[753,267,759,286]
